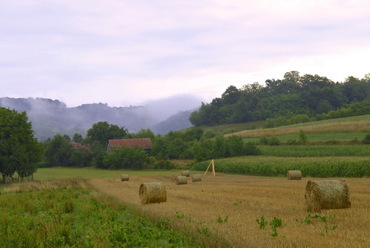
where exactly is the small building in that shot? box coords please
[107,138,152,152]
[70,142,91,151]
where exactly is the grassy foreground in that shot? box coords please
[0,180,201,248]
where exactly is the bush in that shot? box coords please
[259,136,280,145]
[154,160,176,170]
[103,147,148,169]
[245,143,261,155]
[363,134,370,144]
[268,137,281,146]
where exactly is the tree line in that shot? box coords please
[42,124,260,170]
[1,107,260,183]
[189,71,370,126]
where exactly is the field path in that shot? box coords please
[87,174,370,248]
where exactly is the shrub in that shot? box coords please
[362,134,370,144]
[154,160,176,170]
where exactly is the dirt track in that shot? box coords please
[87,173,370,248]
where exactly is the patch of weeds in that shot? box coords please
[297,213,338,236]
[217,216,228,223]
[269,217,283,237]
[233,201,242,206]
[175,211,185,219]
[256,216,268,229]
[196,227,210,237]
[296,214,336,225]
[323,224,338,234]
[256,216,284,238]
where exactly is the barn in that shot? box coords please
[106,138,152,152]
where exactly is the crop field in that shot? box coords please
[257,145,370,157]
[87,173,370,248]
[193,156,370,177]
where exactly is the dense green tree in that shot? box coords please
[222,85,241,104]
[189,72,370,127]
[103,147,147,169]
[86,122,129,147]
[70,149,93,167]
[131,128,155,140]
[44,135,73,166]
[72,133,84,143]
[0,108,42,183]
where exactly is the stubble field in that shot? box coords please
[88,173,370,248]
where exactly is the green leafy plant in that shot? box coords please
[257,216,284,237]
[256,216,268,229]
[269,217,283,237]
[175,211,185,219]
[323,225,338,233]
[196,227,210,236]
[217,215,229,223]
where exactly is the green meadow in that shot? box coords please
[33,167,184,181]
[0,184,201,248]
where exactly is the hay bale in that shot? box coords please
[175,175,188,185]
[305,180,351,212]
[181,170,190,177]
[287,170,302,180]
[139,182,167,204]
[191,174,202,182]
[120,174,129,181]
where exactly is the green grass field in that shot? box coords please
[0,183,201,248]
[33,167,184,181]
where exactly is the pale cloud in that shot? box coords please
[1,0,370,107]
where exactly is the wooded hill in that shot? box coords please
[190,71,370,126]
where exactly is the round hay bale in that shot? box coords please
[120,174,129,181]
[287,170,302,180]
[175,175,187,185]
[191,174,202,182]
[305,180,351,212]
[181,170,190,177]
[139,182,167,204]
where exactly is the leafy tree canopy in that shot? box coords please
[0,107,42,183]
[86,121,129,146]
[190,71,370,126]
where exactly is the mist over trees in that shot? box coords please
[0,96,199,141]
[190,71,370,126]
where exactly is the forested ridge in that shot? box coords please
[190,71,370,126]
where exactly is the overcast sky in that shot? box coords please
[1,0,370,107]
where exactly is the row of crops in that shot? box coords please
[193,145,370,177]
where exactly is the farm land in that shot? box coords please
[2,115,370,247]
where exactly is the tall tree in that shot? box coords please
[86,121,129,147]
[0,108,42,183]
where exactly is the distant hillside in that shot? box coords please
[0,97,200,141]
[151,110,194,135]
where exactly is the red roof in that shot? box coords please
[107,138,152,150]
[70,142,91,151]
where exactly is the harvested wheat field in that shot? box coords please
[88,174,370,248]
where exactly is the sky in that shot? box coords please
[1,0,370,108]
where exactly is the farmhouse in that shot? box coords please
[107,138,152,152]
[70,142,91,151]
